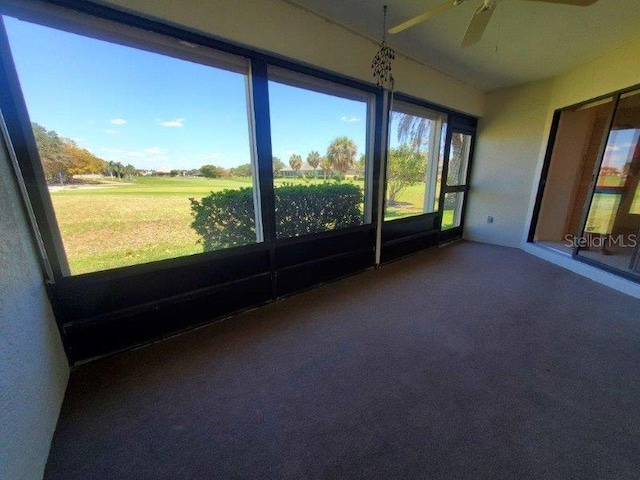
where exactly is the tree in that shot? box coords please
[397,113,431,150]
[229,163,251,177]
[320,157,332,180]
[65,143,105,176]
[447,132,466,184]
[215,166,228,178]
[272,157,285,177]
[114,162,124,179]
[122,164,137,180]
[104,161,125,179]
[307,150,321,177]
[386,144,427,205]
[289,154,302,173]
[31,122,72,183]
[355,153,366,179]
[396,112,464,184]
[200,164,219,178]
[326,136,357,174]
[32,122,112,184]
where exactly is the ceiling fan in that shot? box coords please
[388,0,600,47]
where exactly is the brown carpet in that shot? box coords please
[45,241,640,479]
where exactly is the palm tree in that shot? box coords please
[105,160,117,178]
[123,164,137,180]
[320,157,332,180]
[307,150,321,178]
[397,113,432,150]
[272,156,285,177]
[326,136,357,175]
[289,154,302,176]
[395,113,464,183]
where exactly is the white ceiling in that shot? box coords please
[287,0,640,91]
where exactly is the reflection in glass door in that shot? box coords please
[576,90,640,278]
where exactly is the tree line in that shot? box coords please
[31,122,136,184]
[198,136,363,180]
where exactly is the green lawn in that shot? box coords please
[51,176,454,275]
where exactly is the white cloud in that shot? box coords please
[158,118,185,128]
[340,116,361,123]
[110,118,127,125]
[126,146,167,159]
[104,129,118,135]
[144,146,166,154]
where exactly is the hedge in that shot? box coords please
[190,182,363,251]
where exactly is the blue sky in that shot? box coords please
[603,129,639,170]
[3,15,368,170]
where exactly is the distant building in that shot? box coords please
[280,162,339,178]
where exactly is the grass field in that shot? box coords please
[51,176,453,275]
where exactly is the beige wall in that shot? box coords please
[100,0,484,116]
[535,108,595,242]
[0,133,69,478]
[464,79,553,247]
[550,37,640,111]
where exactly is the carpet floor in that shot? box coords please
[45,241,640,479]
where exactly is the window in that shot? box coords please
[4,15,260,275]
[442,192,465,230]
[0,2,478,362]
[442,132,472,230]
[385,101,446,221]
[446,132,472,186]
[267,68,374,239]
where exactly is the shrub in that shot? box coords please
[189,188,257,251]
[274,182,362,238]
[190,182,363,250]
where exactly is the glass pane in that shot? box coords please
[5,16,260,275]
[268,72,370,239]
[433,126,448,212]
[442,192,464,230]
[584,193,621,235]
[385,102,446,221]
[578,90,640,278]
[532,98,614,254]
[447,132,472,186]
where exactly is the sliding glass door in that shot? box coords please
[575,90,640,278]
[532,87,640,281]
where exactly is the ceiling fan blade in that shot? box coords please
[461,2,496,47]
[521,0,599,5]
[388,1,458,35]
